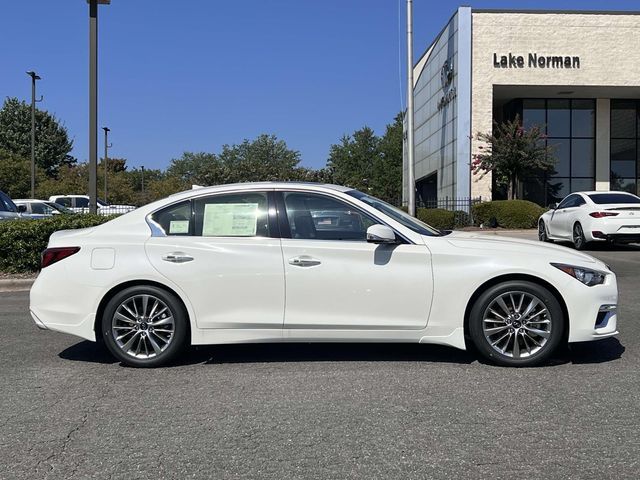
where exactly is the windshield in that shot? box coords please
[46,202,73,214]
[588,193,640,204]
[346,190,441,236]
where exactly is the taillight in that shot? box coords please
[41,247,80,269]
[589,212,619,218]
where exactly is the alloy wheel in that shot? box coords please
[573,223,585,249]
[538,221,547,242]
[482,291,552,359]
[111,294,175,359]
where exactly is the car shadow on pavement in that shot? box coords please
[562,337,626,364]
[553,241,640,252]
[59,340,119,364]
[183,343,477,366]
[59,338,624,367]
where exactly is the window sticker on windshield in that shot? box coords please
[202,203,258,236]
[169,220,190,234]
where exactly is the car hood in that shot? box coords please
[436,231,601,266]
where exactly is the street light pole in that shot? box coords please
[26,71,42,199]
[102,127,111,203]
[406,0,416,216]
[87,0,110,214]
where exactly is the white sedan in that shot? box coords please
[538,191,640,249]
[30,183,618,367]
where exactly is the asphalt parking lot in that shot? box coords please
[1,234,639,479]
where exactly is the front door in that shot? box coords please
[145,191,285,329]
[278,191,433,330]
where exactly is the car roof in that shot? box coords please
[169,181,353,197]
[576,191,639,196]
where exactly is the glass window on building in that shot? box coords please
[610,100,639,195]
[516,99,595,206]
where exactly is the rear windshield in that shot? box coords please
[0,191,17,213]
[588,193,640,205]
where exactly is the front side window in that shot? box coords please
[56,197,72,207]
[31,203,53,215]
[346,190,441,236]
[283,192,376,241]
[557,195,577,209]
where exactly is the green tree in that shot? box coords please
[0,149,30,198]
[327,126,380,193]
[0,97,75,176]
[217,134,302,183]
[373,113,403,204]
[473,115,556,199]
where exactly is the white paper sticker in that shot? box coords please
[202,203,258,237]
[169,220,190,234]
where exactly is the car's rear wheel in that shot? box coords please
[573,222,587,250]
[102,286,188,367]
[469,281,564,367]
[538,220,552,242]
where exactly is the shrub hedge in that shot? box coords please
[416,208,469,230]
[472,200,545,229]
[0,215,112,273]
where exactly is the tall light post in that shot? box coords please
[26,71,42,199]
[87,0,110,214]
[102,127,112,203]
[406,0,416,216]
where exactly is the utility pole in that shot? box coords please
[26,71,42,199]
[102,127,112,203]
[406,0,416,216]
[88,0,110,214]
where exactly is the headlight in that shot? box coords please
[551,263,607,286]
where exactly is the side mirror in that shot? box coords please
[16,205,27,213]
[366,224,397,244]
[549,203,558,210]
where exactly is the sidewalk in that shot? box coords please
[0,274,36,292]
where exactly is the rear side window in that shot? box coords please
[150,201,192,235]
[193,192,270,237]
[589,193,640,204]
[150,192,271,237]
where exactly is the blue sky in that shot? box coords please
[1,0,638,170]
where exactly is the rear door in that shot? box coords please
[145,190,285,330]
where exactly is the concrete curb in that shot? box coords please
[0,279,35,293]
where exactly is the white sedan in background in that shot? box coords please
[30,183,618,368]
[538,191,640,249]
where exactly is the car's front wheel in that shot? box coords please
[102,285,188,367]
[538,220,552,242]
[469,281,564,367]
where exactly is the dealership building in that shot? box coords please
[403,8,640,207]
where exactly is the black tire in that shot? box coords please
[572,222,587,250]
[538,220,553,243]
[102,285,188,367]
[469,281,565,367]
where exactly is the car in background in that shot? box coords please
[31,182,618,368]
[538,191,640,249]
[13,199,75,219]
[0,190,22,221]
[49,195,136,215]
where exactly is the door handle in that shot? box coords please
[288,256,321,267]
[162,252,194,263]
